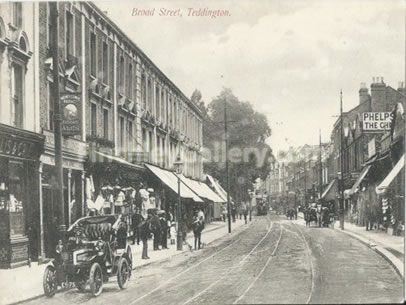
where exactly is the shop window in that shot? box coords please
[11,64,24,128]
[90,32,96,77]
[91,102,97,136]
[9,161,25,236]
[65,10,74,57]
[103,108,108,139]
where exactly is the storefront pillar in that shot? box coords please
[67,169,72,226]
[81,171,85,217]
[38,162,45,263]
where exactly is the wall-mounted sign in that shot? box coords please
[362,112,393,132]
[61,93,82,136]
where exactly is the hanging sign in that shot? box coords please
[61,93,82,136]
[362,112,393,132]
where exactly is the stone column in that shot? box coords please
[38,162,44,263]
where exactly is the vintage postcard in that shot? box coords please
[0,0,404,304]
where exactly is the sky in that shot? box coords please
[96,0,405,154]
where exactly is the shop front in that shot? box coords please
[39,130,87,259]
[0,123,44,268]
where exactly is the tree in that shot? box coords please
[197,88,273,202]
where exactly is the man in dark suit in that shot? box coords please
[159,211,169,249]
[150,210,161,250]
[131,208,144,245]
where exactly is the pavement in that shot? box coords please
[0,218,247,305]
[19,214,404,305]
[297,212,404,278]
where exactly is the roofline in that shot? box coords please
[87,2,202,117]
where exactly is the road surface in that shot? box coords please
[22,214,403,304]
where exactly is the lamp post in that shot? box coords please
[174,154,184,251]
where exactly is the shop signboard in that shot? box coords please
[61,93,82,136]
[362,112,393,132]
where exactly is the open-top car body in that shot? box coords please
[43,214,132,297]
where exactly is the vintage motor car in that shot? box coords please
[43,214,132,297]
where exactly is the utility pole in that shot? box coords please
[51,2,66,239]
[339,90,345,230]
[304,159,307,205]
[224,100,231,233]
[319,129,323,198]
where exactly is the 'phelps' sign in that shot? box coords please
[362,112,393,132]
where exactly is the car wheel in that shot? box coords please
[126,246,133,278]
[89,263,103,297]
[75,279,87,292]
[43,265,57,297]
[117,257,129,289]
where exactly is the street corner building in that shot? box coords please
[0,2,215,269]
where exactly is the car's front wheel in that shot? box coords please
[117,257,130,289]
[43,265,58,297]
[89,263,103,297]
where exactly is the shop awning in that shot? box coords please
[321,179,337,200]
[95,151,144,171]
[376,155,404,194]
[349,165,371,195]
[177,175,225,203]
[206,174,228,202]
[145,164,203,202]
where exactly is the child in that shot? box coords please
[170,222,176,245]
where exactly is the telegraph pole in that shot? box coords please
[319,129,323,198]
[50,2,66,239]
[224,100,231,233]
[339,90,345,230]
[304,159,307,205]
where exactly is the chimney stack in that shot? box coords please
[371,76,386,112]
[359,82,369,105]
[397,81,406,96]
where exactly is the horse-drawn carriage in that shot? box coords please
[304,203,334,227]
[43,215,132,297]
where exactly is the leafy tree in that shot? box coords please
[195,88,273,202]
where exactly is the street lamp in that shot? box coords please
[174,154,184,251]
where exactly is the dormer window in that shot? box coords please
[19,37,27,52]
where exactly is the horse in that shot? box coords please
[305,207,318,227]
[191,219,205,250]
[286,208,295,220]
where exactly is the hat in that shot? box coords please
[147,188,154,192]
[113,185,121,189]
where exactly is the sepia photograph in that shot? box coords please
[0,0,404,304]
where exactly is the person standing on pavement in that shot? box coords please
[150,210,162,250]
[231,204,236,222]
[131,208,144,245]
[140,212,152,259]
[159,210,169,249]
[243,206,248,224]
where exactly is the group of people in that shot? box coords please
[131,208,206,259]
[222,203,249,224]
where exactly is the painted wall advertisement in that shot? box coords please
[362,112,393,132]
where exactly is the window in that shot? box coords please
[161,90,165,123]
[102,41,108,83]
[128,121,133,152]
[65,10,74,57]
[169,98,173,126]
[48,82,54,131]
[12,64,24,128]
[103,108,109,139]
[9,161,25,236]
[47,3,53,48]
[142,128,147,151]
[91,103,97,136]
[149,131,153,160]
[155,86,160,118]
[141,74,146,110]
[13,2,22,28]
[119,56,125,94]
[127,63,133,99]
[147,79,152,112]
[120,117,125,151]
[90,32,96,76]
